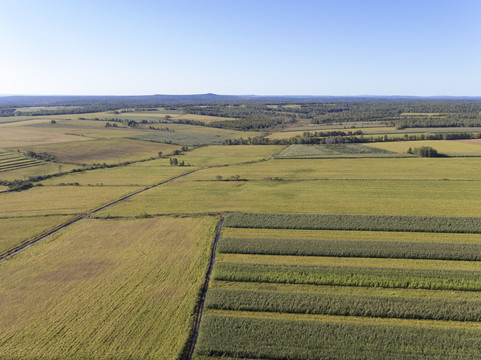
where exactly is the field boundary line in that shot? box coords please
[183,217,224,360]
[0,168,199,263]
[0,152,277,262]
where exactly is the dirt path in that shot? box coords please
[184,217,223,360]
[0,168,199,262]
[0,150,282,262]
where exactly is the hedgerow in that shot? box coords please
[224,213,481,234]
[218,237,481,261]
[214,262,481,291]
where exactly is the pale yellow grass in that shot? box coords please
[179,145,284,166]
[42,160,194,186]
[0,216,218,358]
[0,215,74,254]
[369,140,481,154]
[174,114,238,123]
[0,186,141,216]
[0,128,94,148]
[22,138,180,164]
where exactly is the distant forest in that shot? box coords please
[1,94,481,131]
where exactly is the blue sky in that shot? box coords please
[0,0,480,96]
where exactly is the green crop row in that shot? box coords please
[196,314,481,359]
[218,237,481,261]
[214,262,481,291]
[206,288,481,322]
[224,213,481,234]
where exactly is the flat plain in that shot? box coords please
[3,103,481,359]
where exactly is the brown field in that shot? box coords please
[0,216,218,358]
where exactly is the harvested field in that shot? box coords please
[0,215,74,255]
[0,186,141,217]
[41,159,193,186]
[0,127,94,148]
[276,144,402,158]
[96,179,481,218]
[22,138,180,165]
[0,217,217,359]
[369,140,481,155]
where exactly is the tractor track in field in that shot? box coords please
[184,217,223,360]
[0,168,199,263]
[0,151,280,263]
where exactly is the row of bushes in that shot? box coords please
[214,262,481,291]
[218,237,481,261]
[206,288,481,322]
[224,213,481,233]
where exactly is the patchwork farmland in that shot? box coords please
[2,99,481,358]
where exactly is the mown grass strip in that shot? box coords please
[206,289,481,322]
[218,237,481,261]
[196,314,481,359]
[224,213,481,233]
[214,262,481,291]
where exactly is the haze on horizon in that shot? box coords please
[1,0,480,97]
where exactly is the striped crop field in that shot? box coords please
[0,151,43,172]
[195,212,481,359]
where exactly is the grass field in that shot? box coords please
[0,216,218,359]
[179,145,284,166]
[369,139,481,155]
[96,178,481,217]
[22,138,180,165]
[0,162,78,181]
[188,156,481,181]
[41,159,193,186]
[0,186,141,217]
[0,215,74,255]
[0,127,95,148]
[276,144,402,158]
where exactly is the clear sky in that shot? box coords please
[1,0,480,96]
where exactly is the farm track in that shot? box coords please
[0,168,198,262]
[184,218,223,360]
[0,153,276,262]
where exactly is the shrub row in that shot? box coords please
[206,288,481,322]
[224,213,481,234]
[196,314,481,359]
[218,237,481,261]
[214,262,481,291]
